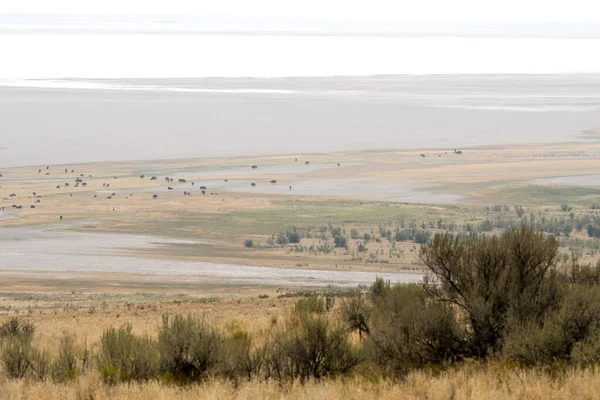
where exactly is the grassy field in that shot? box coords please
[4,363,600,399]
[2,141,600,398]
[1,141,600,292]
[1,296,600,400]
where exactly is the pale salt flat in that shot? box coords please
[0,227,422,287]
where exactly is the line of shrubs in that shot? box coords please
[4,226,600,385]
[0,304,360,385]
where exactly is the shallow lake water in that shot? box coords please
[0,227,422,287]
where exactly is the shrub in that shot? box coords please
[276,232,289,245]
[330,227,342,237]
[325,295,336,312]
[370,278,391,303]
[1,334,49,381]
[333,236,347,248]
[220,326,261,382]
[572,331,600,365]
[420,226,561,357]
[97,324,159,384]
[503,286,600,365]
[588,224,600,239]
[295,296,325,315]
[367,285,464,375]
[243,240,253,248]
[0,317,35,340]
[514,205,526,218]
[51,332,81,382]
[158,314,222,383]
[274,313,361,382]
[501,319,565,365]
[567,260,600,285]
[262,330,293,382]
[394,229,430,244]
[561,203,572,212]
[479,219,494,232]
[340,293,371,338]
[414,230,430,244]
[287,231,301,244]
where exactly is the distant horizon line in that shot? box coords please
[3,29,600,40]
[2,72,600,83]
[2,13,600,39]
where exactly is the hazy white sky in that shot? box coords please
[2,0,600,22]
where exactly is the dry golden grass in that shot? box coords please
[2,270,600,399]
[0,297,295,355]
[3,292,314,347]
[2,364,600,399]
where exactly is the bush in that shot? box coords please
[295,296,325,315]
[501,319,565,365]
[1,334,49,381]
[97,324,159,384]
[158,314,222,383]
[287,231,301,244]
[330,227,342,237]
[0,317,35,340]
[561,203,572,212]
[588,224,600,239]
[572,331,600,365]
[340,293,371,338]
[276,232,289,245]
[51,332,82,382]
[325,295,336,312]
[367,285,464,375]
[370,278,391,303]
[420,226,561,357]
[414,230,430,244]
[567,260,600,285]
[333,236,347,248]
[220,326,261,382]
[394,229,430,244]
[503,286,600,365]
[514,205,526,218]
[268,313,361,382]
[243,240,253,248]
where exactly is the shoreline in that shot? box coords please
[0,139,597,171]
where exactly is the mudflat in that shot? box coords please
[2,137,600,298]
[2,74,600,167]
